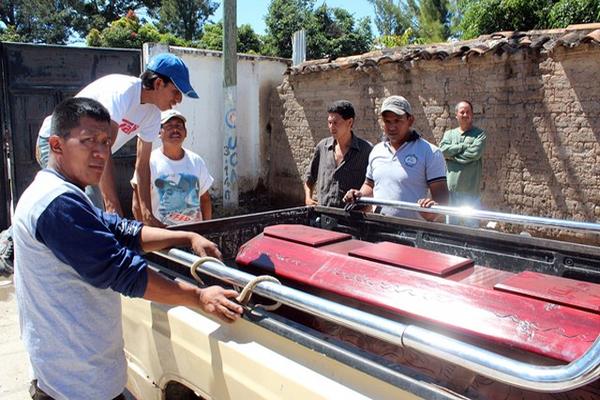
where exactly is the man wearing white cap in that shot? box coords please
[132,109,214,226]
[344,95,449,221]
[35,53,198,226]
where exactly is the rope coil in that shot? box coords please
[190,256,282,311]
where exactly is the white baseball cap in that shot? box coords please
[160,109,186,125]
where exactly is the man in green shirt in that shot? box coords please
[439,101,486,227]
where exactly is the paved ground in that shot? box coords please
[0,276,30,400]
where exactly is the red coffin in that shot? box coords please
[236,224,600,363]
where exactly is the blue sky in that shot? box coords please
[213,0,378,35]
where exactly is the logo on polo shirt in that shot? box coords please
[119,119,139,134]
[404,154,418,167]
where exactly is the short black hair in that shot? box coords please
[51,97,111,138]
[327,100,355,120]
[140,70,172,90]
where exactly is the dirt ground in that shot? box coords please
[0,276,30,400]
[0,276,137,400]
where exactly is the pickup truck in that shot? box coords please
[122,205,600,400]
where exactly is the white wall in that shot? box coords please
[144,44,288,198]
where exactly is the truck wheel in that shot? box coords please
[165,381,204,400]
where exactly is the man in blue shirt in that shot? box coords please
[13,97,243,400]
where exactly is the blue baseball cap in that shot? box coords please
[146,53,199,99]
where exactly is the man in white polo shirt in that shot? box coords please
[343,95,449,221]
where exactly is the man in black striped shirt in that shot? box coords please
[304,100,372,208]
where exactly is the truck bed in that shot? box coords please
[125,206,600,400]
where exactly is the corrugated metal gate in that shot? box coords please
[0,43,141,228]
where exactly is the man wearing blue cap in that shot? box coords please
[34,53,198,226]
[0,54,194,273]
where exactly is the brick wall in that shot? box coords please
[268,42,600,245]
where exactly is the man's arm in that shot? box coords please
[200,191,212,220]
[136,138,164,227]
[138,225,242,321]
[143,269,242,322]
[139,225,221,258]
[429,180,449,206]
[36,192,240,322]
[438,131,464,160]
[99,121,123,215]
[417,180,450,222]
[342,180,374,212]
[304,181,317,206]
[453,131,487,163]
[304,146,321,205]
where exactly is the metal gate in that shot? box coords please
[0,43,141,228]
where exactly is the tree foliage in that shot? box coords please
[368,0,450,45]
[307,5,373,59]
[0,0,78,44]
[0,0,211,45]
[454,0,600,39]
[72,0,159,37]
[263,0,373,59]
[454,0,550,39]
[198,21,263,54]
[86,10,186,48]
[547,0,600,28]
[263,0,314,58]
[367,0,412,36]
[418,0,450,43]
[238,24,263,54]
[4,0,600,55]
[157,0,218,41]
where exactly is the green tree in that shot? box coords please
[238,23,262,54]
[0,0,77,44]
[307,4,372,59]
[198,21,223,50]
[158,0,218,41]
[198,22,262,54]
[367,0,412,36]
[263,0,314,58]
[0,24,22,42]
[73,0,160,37]
[86,10,187,49]
[369,0,450,45]
[548,0,600,28]
[373,27,415,48]
[264,0,373,59]
[418,0,450,42]
[0,0,161,44]
[454,0,554,39]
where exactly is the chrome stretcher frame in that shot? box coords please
[134,205,600,399]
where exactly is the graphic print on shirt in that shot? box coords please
[154,173,200,225]
[119,118,140,135]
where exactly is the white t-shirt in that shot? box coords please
[38,74,161,153]
[367,133,447,219]
[150,148,214,226]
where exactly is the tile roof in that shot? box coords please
[287,24,600,76]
